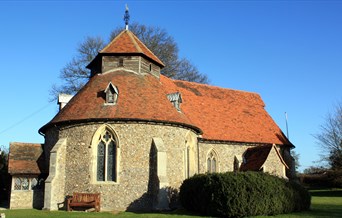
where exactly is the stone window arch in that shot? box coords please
[207,149,218,173]
[91,125,119,182]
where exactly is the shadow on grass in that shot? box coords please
[285,208,342,218]
[310,190,342,197]
[125,209,206,217]
[309,207,342,218]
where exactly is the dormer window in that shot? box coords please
[104,82,119,105]
[167,92,182,111]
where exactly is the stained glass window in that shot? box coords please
[103,131,112,142]
[97,141,105,181]
[107,141,116,181]
[96,129,117,182]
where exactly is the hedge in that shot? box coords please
[179,172,310,217]
[299,170,342,188]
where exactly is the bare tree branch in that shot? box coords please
[111,23,208,82]
[314,101,342,169]
[51,23,209,99]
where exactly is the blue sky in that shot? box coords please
[0,0,341,172]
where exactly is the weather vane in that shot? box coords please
[124,4,130,30]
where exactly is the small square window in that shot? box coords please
[118,58,124,67]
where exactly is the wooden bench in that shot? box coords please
[67,193,100,212]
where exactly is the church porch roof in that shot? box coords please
[8,142,46,175]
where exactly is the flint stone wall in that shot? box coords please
[198,141,251,173]
[46,122,197,211]
[198,142,286,178]
[43,121,289,211]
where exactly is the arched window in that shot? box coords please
[207,150,217,173]
[234,156,240,172]
[96,129,117,182]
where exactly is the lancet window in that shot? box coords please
[97,129,117,182]
[207,150,217,173]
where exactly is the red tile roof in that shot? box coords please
[40,71,199,133]
[40,29,291,146]
[40,70,291,146]
[160,76,291,145]
[100,30,165,67]
[8,142,46,175]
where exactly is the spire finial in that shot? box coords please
[124,4,130,30]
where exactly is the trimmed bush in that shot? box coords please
[179,172,310,217]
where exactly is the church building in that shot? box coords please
[8,21,295,211]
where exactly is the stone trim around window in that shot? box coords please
[90,124,120,184]
[207,149,219,173]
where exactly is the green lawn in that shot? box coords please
[1,189,341,218]
[254,189,342,218]
[1,209,205,218]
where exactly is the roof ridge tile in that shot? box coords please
[99,30,164,67]
[127,31,143,53]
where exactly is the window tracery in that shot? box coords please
[207,150,217,173]
[96,129,117,182]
